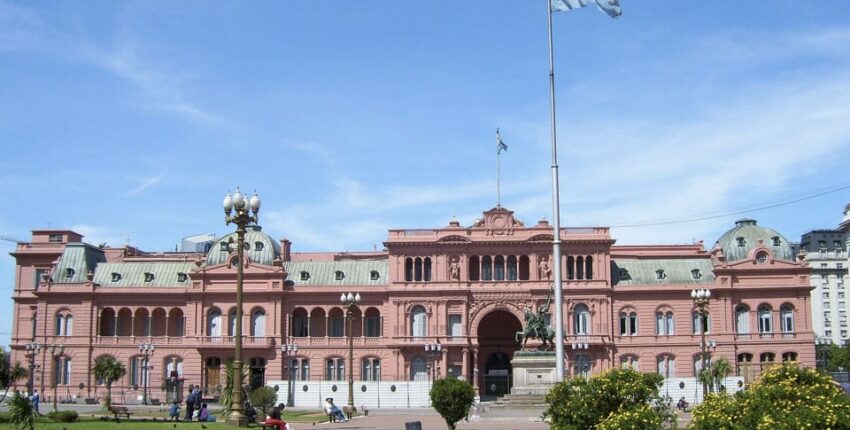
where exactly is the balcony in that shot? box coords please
[94,336,275,347]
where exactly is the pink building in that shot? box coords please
[8,206,814,405]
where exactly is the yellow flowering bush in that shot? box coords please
[544,367,673,430]
[689,363,850,430]
[597,404,664,430]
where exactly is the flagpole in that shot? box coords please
[547,0,566,381]
[497,129,501,207]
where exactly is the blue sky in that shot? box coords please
[2,1,850,346]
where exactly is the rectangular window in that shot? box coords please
[838,263,844,270]
[448,315,462,338]
[821,263,829,269]
[48,234,63,243]
[824,291,831,298]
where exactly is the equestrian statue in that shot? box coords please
[515,287,555,350]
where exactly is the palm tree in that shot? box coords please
[10,362,28,391]
[92,355,126,407]
[221,358,249,412]
[710,357,733,392]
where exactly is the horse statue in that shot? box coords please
[515,288,555,350]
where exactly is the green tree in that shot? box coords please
[249,386,278,417]
[827,343,850,372]
[707,357,733,392]
[91,355,126,407]
[689,363,850,430]
[8,392,35,430]
[545,367,673,430]
[1,362,29,402]
[429,378,475,430]
[0,346,10,389]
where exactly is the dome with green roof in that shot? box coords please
[714,219,794,262]
[205,225,281,266]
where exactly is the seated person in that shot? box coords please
[169,400,181,421]
[198,403,209,422]
[263,407,287,430]
[676,397,689,411]
[324,398,347,422]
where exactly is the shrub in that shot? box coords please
[8,393,34,430]
[597,403,665,430]
[689,363,850,430]
[429,378,475,430]
[249,386,278,417]
[46,410,78,422]
[545,367,672,430]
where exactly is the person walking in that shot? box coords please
[30,389,40,415]
[185,387,196,421]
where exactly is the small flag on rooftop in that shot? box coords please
[497,128,508,154]
[551,0,622,18]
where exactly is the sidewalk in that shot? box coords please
[310,407,549,430]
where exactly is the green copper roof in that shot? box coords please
[284,261,388,286]
[52,243,106,283]
[612,258,715,286]
[93,262,195,288]
[205,225,281,266]
[714,219,793,262]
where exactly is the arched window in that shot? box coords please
[329,308,345,337]
[657,355,676,378]
[518,255,530,280]
[735,305,750,334]
[423,257,432,282]
[694,355,711,376]
[619,355,639,370]
[99,308,115,336]
[411,306,427,338]
[208,309,222,337]
[506,256,518,281]
[251,308,266,337]
[619,311,637,336]
[228,309,237,336]
[574,353,590,377]
[414,257,423,281]
[364,307,381,337]
[567,256,575,280]
[758,305,773,334]
[692,311,710,334]
[291,308,308,337]
[759,352,776,370]
[781,352,797,362]
[362,358,381,381]
[53,356,71,385]
[656,311,674,335]
[468,256,480,281]
[481,256,493,281]
[325,357,345,381]
[585,256,593,280]
[410,356,427,381]
[780,304,794,334]
[404,258,414,282]
[494,256,505,281]
[576,256,584,280]
[55,312,73,337]
[574,304,590,335]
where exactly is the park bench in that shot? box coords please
[108,405,134,421]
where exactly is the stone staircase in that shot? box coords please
[488,393,548,409]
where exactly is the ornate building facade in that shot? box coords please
[8,206,815,405]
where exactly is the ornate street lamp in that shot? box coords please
[816,336,833,371]
[138,342,155,405]
[25,342,41,396]
[340,292,361,409]
[223,187,261,427]
[48,344,64,412]
[281,343,298,407]
[424,342,442,381]
[691,288,712,400]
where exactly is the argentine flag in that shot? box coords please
[497,129,508,154]
[551,0,622,18]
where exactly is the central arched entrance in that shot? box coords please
[477,310,522,399]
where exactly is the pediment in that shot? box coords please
[471,206,525,236]
[438,234,471,243]
[527,234,554,242]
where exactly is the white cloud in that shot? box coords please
[127,173,163,196]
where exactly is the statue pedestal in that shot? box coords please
[510,351,557,395]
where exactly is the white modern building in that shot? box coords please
[800,203,850,345]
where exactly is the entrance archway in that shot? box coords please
[476,310,522,398]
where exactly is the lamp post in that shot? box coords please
[281,343,298,407]
[691,288,712,400]
[138,342,155,405]
[223,187,261,427]
[816,336,833,371]
[340,292,361,409]
[25,342,41,396]
[424,342,442,381]
[48,344,64,412]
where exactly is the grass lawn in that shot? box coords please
[0,410,330,429]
